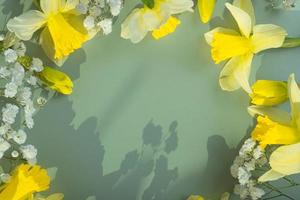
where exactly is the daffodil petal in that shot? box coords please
[225,3,252,38]
[258,169,285,182]
[204,28,239,45]
[248,105,291,125]
[288,74,300,128]
[40,0,65,15]
[163,0,194,14]
[187,195,204,200]
[270,143,300,176]
[252,24,287,53]
[219,54,253,92]
[233,0,255,25]
[46,193,64,200]
[121,9,151,43]
[198,0,216,23]
[63,0,79,12]
[152,16,181,40]
[7,10,46,41]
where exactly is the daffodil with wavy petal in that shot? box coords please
[7,0,91,64]
[205,0,287,93]
[0,164,50,200]
[248,74,300,182]
[121,0,193,43]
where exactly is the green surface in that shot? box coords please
[1,0,300,199]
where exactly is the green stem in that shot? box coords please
[282,38,300,48]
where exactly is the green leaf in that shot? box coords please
[142,0,155,9]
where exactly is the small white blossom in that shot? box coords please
[4,82,18,98]
[26,76,37,86]
[238,167,251,185]
[0,66,11,78]
[249,186,265,200]
[76,2,88,14]
[89,6,102,16]
[31,58,43,72]
[20,144,37,161]
[37,97,47,106]
[239,138,256,156]
[24,101,35,129]
[0,173,11,183]
[244,159,256,172]
[4,49,18,63]
[0,34,4,41]
[2,104,19,125]
[84,16,95,30]
[253,146,264,160]
[98,18,112,35]
[230,163,239,178]
[0,137,10,152]
[11,63,25,85]
[108,0,122,16]
[234,184,249,199]
[17,87,32,105]
[0,125,9,136]
[12,129,27,144]
[11,150,19,158]
[13,42,26,56]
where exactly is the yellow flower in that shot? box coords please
[38,66,73,95]
[205,0,287,93]
[187,195,204,200]
[152,16,181,40]
[198,0,216,23]
[121,0,193,43]
[0,164,50,200]
[250,80,288,106]
[7,0,90,64]
[248,74,300,182]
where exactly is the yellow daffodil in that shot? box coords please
[187,195,204,200]
[121,0,194,43]
[7,0,90,64]
[198,0,216,23]
[250,80,288,106]
[38,66,73,95]
[204,0,287,93]
[248,74,300,182]
[0,164,50,200]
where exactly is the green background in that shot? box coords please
[1,0,300,199]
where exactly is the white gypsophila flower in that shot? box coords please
[2,103,19,125]
[98,18,112,35]
[84,16,95,30]
[238,167,251,185]
[0,124,9,136]
[97,0,106,8]
[13,42,26,56]
[0,66,11,78]
[37,97,47,106]
[256,156,268,166]
[4,82,18,98]
[11,150,19,158]
[234,184,249,199]
[11,63,25,85]
[31,58,43,72]
[89,6,102,16]
[12,129,27,144]
[108,0,122,16]
[4,49,18,63]
[76,2,88,14]
[0,137,10,152]
[239,138,256,156]
[0,173,11,183]
[20,144,37,160]
[249,186,265,200]
[244,159,256,172]
[17,87,32,105]
[24,101,35,129]
[0,34,4,41]
[26,76,37,86]
[233,155,244,166]
[253,146,264,160]
[230,163,239,178]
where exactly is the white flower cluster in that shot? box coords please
[267,0,296,8]
[76,0,123,35]
[231,138,267,200]
[0,35,47,164]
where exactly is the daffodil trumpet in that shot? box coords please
[205,0,287,93]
